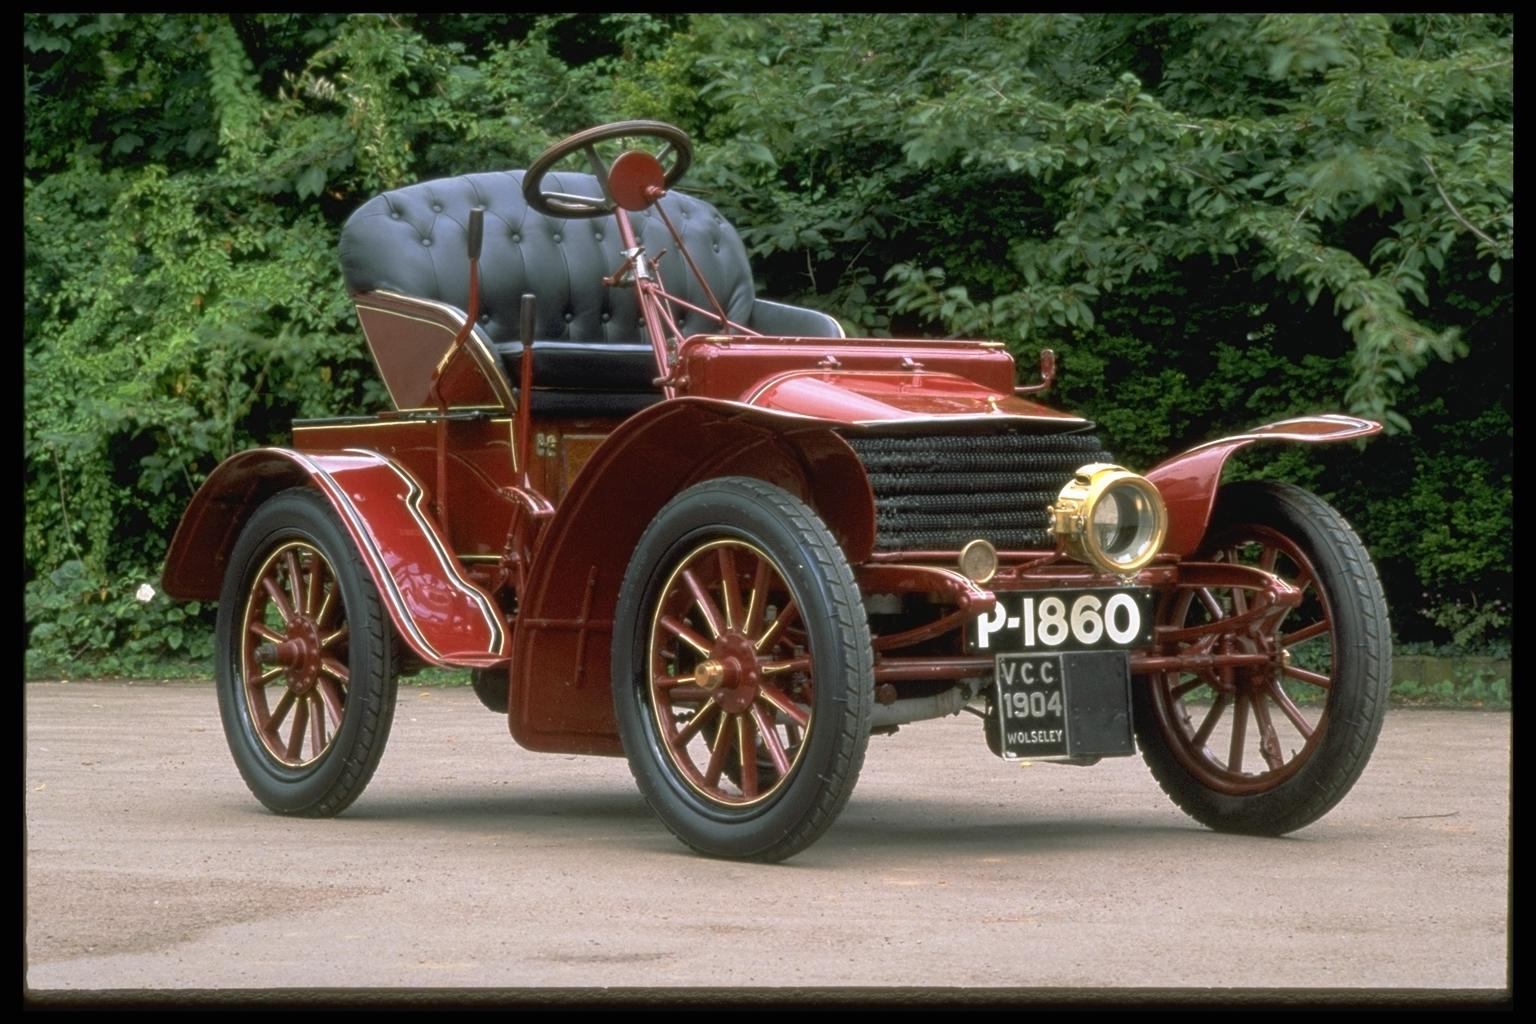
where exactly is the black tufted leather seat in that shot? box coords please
[340,170,841,415]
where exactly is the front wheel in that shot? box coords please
[612,478,874,862]
[1133,481,1391,835]
[215,488,398,816]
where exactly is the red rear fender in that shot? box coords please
[162,448,508,668]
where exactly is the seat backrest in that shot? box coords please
[339,170,756,347]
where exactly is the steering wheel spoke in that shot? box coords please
[524,120,694,220]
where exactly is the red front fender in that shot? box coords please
[1145,414,1381,556]
[162,447,508,668]
[508,397,875,756]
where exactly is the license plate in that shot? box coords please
[991,651,1135,761]
[993,653,1070,759]
[968,588,1154,654]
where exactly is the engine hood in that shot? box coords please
[740,369,1087,427]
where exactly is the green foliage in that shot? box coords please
[24,14,1512,675]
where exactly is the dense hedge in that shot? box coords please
[24,14,1511,674]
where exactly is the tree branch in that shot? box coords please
[1421,155,1498,248]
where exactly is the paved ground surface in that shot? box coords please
[24,681,1510,1001]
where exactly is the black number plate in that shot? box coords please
[993,654,1070,759]
[968,588,1155,654]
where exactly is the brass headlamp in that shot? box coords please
[1050,463,1167,573]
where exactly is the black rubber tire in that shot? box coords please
[612,477,874,862]
[1133,481,1391,835]
[215,488,398,816]
[471,667,510,713]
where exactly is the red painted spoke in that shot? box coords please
[1267,683,1315,740]
[1250,696,1285,770]
[1282,619,1330,647]
[304,553,324,618]
[737,715,759,798]
[283,551,304,616]
[1259,545,1279,574]
[317,677,345,730]
[704,715,732,787]
[286,699,309,761]
[1283,664,1333,690]
[743,557,771,640]
[320,656,349,683]
[717,546,743,631]
[1197,588,1225,620]
[757,682,811,730]
[751,705,792,775]
[1228,692,1249,772]
[250,621,285,645]
[309,693,326,754]
[681,568,725,639]
[654,673,696,690]
[660,614,714,657]
[321,625,348,649]
[314,584,337,629]
[755,600,799,653]
[1171,676,1208,700]
[675,699,720,746]
[1191,694,1228,747]
[666,684,712,703]
[258,666,285,685]
[268,690,296,731]
[261,576,295,625]
[760,656,811,676]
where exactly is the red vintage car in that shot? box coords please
[162,122,1391,861]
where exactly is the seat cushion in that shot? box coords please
[339,171,757,368]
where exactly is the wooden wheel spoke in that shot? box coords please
[1259,545,1279,574]
[1227,692,1249,772]
[261,576,295,624]
[660,614,713,657]
[317,677,345,729]
[320,657,349,683]
[258,666,285,685]
[283,551,303,615]
[717,546,742,631]
[751,706,792,775]
[286,699,309,761]
[681,568,726,639]
[674,699,720,746]
[268,690,296,731]
[308,694,326,755]
[1250,696,1285,770]
[1191,693,1228,747]
[704,715,732,786]
[321,625,348,649]
[743,558,771,640]
[1267,683,1314,740]
[755,600,799,652]
[1283,664,1333,690]
[737,715,759,798]
[250,622,285,646]
[665,684,711,703]
[1282,619,1330,647]
[314,583,337,629]
[654,673,696,690]
[304,552,324,618]
[1171,676,1208,701]
[759,656,811,676]
[757,682,811,730]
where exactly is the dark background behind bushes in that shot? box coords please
[24,14,1512,676]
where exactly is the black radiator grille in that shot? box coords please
[847,432,1115,552]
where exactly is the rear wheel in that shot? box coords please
[215,488,398,816]
[1133,481,1390,834]
[612,478,873,861]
